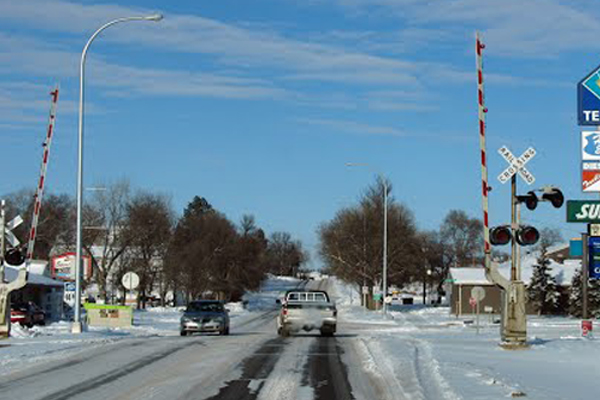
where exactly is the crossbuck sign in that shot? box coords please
[497,146,536,185]
[3,215,23,247]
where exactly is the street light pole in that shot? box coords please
[73,14,163,334]
[382,176,388,316]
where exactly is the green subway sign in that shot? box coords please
[567,200,600,222]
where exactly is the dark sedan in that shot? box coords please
[180,300,230,336]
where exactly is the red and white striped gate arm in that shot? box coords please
[476,33,491,261]
[26,87,59,261]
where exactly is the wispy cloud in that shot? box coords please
[297,117,406,137]
[0,0,573,131]
[295,118,473,146]
[297,116,471,142]
[329,0,600,58]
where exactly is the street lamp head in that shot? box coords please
[145,14,164,22]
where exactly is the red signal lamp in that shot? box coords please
[490,226,512,246]
[515,226,540,246]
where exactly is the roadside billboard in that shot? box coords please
[51,252,92,281]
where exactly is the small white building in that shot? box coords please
[5,261,64,321]
[447,255,580,315]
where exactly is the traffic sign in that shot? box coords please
[566,200,600,223]
[65,282,76,292]
[122,272,140,290]
[578,65,600,125]
[471,286,486,302]
[582,320,593,337]
[588,237,600,279]
[497,146,536,185]
[362,286,369,295]
[469,297,477,307]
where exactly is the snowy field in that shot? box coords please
[0,275,301,377]
[329,277,599,400]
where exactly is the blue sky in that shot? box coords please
[1,0,598,267]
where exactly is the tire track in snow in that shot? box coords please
[202,337,287,400]
[255,336,313,400]
[350,335,461,400]
[36,339,205,400]
[0,337,161,391]
[302,337,354,400]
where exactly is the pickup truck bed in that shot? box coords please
[276,290,337,337]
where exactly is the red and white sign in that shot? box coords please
[469,297,477,307]
[582,162,600,192]
[51,252,92,281]
[582,320,593,337]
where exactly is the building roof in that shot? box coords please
[449,268,490,285]
[3,264,64,287]
[450,254,580,287]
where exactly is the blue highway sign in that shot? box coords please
[578,64,600,125]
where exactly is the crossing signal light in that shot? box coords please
[490,226,512,245]
[541,187,564,208]
[516,191,538,210]
[515,226,540,246]
[4,248,25,266]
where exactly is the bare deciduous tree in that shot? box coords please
[319,178,421,306]
[3,189,74,260]
[265,232,307,277]
[124,192,174,308]
[82,180,132,302]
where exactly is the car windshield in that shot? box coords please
[186,302,224,313]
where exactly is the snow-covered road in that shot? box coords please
[0,275,598,400]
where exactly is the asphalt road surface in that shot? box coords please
[0,281,394,400]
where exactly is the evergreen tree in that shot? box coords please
[528,228,561,315]
[591,279,600,318]
[528,257,559,315]
[569,268,583,317]
[569,267,600,318]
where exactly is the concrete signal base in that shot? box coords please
[500,281,529,349]
[71,321,83,334]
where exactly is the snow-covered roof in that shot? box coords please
[546,242,570,255]
[3,264,64,287]
[450,254,581,286]
[449,268,490,285]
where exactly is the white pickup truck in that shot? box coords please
[276,290,337,337]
